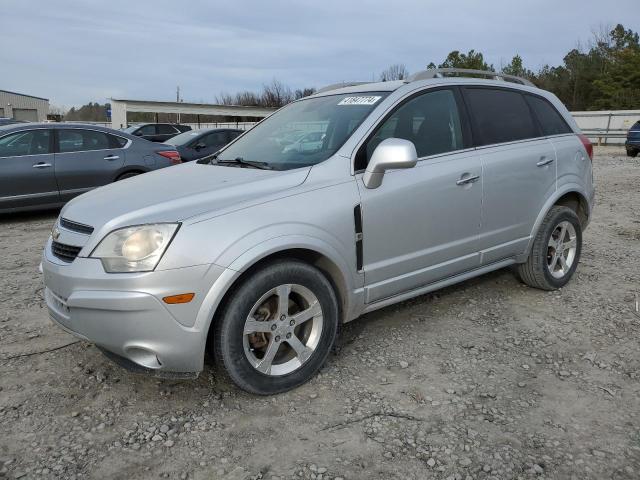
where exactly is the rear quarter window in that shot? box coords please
[464,87,538,146]
[525,95,572,136]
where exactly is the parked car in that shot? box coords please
[625,120,640,157]
[0,123,181,213]
[0,117,26,126]
[164,128,243,161]
[123,123,191,142]
[42,69,594,395]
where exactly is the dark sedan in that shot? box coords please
[626,120,640,157]
[0,123,181,213]
[164,128,243,161]
[123,123,191,143]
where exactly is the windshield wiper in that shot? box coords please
[196,152,220,165]
[215,157,272,170]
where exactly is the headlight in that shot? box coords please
[90,223,179,273]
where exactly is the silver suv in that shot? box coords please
[42,69,595,394]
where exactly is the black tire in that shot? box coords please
[627,149,639,158]
[116,171,141,181]
[212,260,339,395]
[517,206,582,291]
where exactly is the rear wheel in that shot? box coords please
[627,148,639,158]
[212,260,339,395]
[518,206,582,290]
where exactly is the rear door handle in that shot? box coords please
[104,155,120,161]
[536,157,555,167]
[32,162,52,169]
[456,174,480,186]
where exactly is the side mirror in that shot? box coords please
[363,138,418,189]
[133,131,143,136]
[194,142,206,150]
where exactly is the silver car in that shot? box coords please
[0,123,181,213]
[41,69,595,395]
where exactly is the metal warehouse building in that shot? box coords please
[0,89,49,122]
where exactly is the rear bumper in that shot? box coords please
[42,241,227,374]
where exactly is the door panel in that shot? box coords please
[476,139,557,263]
[55,129,125,201]
[0,129,59,210]
[356,87,481,303]
[358,151,482,303]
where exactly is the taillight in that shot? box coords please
[157,150,182,164]
[578,134,593,161]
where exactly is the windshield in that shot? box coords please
[165,130,204,146]
[217,92,389,170]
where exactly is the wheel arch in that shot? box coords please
[196,237,358,364]
[519,186,591,262]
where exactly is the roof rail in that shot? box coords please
[316,81,370,94]
[407,68,535,87]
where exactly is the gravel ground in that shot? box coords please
[1,147,639,480]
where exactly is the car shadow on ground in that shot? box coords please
[0,208,60,225]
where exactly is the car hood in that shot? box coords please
[60,162,310,231]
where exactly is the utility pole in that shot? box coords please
[176,86,181,123]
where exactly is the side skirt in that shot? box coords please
[359,258,516,316]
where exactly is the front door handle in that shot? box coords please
[104,155,120,161]
[456,174,480,186]
[536,157,555,167]
[32,162,52,169]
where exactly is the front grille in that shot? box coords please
[51,241,82,263]
[60,218,94,235]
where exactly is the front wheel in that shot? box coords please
[517,206,582,290]
[212,260,339,395]
[627,148,639,158]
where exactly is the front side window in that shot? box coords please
[202,131,227,147]
[358,89,464,169]
[216,92,389,170]
[228,130,242,141]
[0,130,51,158]
[526,95,572,136]
[464,88,538,146]
[58,129,111,153]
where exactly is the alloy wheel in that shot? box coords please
[243,284,323,376]
[546,220,577,279]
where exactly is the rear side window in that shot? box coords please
[138,125,156,135]
[228,130,242,140]
[526,95,572,136]
[58,129,111,153]
[109,135,128,148]
[0,130,51,157]
[464,88,538,146]
[157,124,178,134]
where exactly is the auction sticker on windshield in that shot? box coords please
[338,96,382,106]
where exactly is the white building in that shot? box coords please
[0,89,49,122]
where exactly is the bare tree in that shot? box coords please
[379,63,409,81]
[294,87,316,100]
[260,79,293,108]
[215,92,235,105]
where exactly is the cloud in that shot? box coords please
[1,0,637,106]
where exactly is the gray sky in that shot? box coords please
[2,0,638,107]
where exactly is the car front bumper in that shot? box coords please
[41,239,227,375]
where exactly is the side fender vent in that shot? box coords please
[354,204,363,271]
